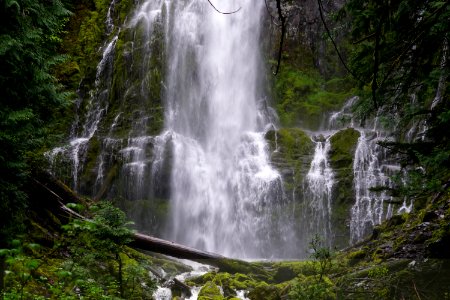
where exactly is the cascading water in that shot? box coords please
[162,0,288,258]
[47,33,117,190]
[46,0,410,260]
[47,0,170,232]
[47,0,292,257]
[304,97,400,245]
[350,130,390,242]
[303,136,334,246]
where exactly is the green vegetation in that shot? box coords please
[341,0,450,200]
[329,128,360,170]
[184,228,450,299]
[273,67,354,128]
[198,281,223,300]
[1,202,158,299]
[0,0,72,247]
[1,0,449,298]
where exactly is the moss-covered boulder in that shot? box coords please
[247,281,284,300]
[329,128,360,170]
[288,275,336,300]
[198,281,224,300]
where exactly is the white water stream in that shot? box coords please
[162,0,286,258]
[350,129,393,242]
[304,137,334,245]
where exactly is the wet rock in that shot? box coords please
[198,281,224,300]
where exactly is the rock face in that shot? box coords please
[48,0,169,236]
[265,127,361,253]
[266,128,315,202]
[329,128,361,249]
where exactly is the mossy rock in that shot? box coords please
[329,128,360,170]
[198,281,224,300]
[347,249,366,260]
[247,282,282,300]
[288,275,336,300]
[327,128,360,249]
[266,128,314,160]
[272,64,353,129]
[271,261,317,283]
[215,259,271,281]
[266,128,314,198]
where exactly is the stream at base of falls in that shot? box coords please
[152,259,250,300]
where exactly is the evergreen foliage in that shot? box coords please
[342,0,449,200]
[1,203,157,299]
[0,0,71,242]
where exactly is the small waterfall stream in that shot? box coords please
[350,129,393,243]
[304,136,334,246]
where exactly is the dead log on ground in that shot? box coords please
[31,171,224,262]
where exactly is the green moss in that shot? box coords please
[247,281,283,300]
[79,136,101,187]
[106,16,165,138]
[347,249,366,265]
[214,259,271,281]
[266,128,314,188]
[329,128,360,170]
[328,128,361,248]
[271,261,318,283]
[198,281,224,300]
[348,249,366,260]
[54,60,81,90]
[288,275,336,300]
[273,66,353,129]
[276,128,314,160]
[114,0,134,24]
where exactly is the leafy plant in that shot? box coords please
[1,203,156,299]
[309,234,334,281]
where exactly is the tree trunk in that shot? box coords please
[31,171,224,262]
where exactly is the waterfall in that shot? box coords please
[350,130,393,243]
[46,0,408,257]
[304,137,334,246]
[47,0,169,220]
[163,0,287,258]
[47,33,117,190]
[46,0,291,257]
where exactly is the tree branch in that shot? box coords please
[273,0,286,75]
[206,0,241,15]
[317,0,363,83]
[371,24,381,109]
[264,0,280,26]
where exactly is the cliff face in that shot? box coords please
[266,0,354,131]
[49,0,169,235]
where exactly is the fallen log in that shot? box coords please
[131,233,223,260]
[31,171,224,262]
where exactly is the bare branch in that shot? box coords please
[206,0,241,15]
[273,0,286,75]
[317,0,363,84]
[264,0,280,26]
